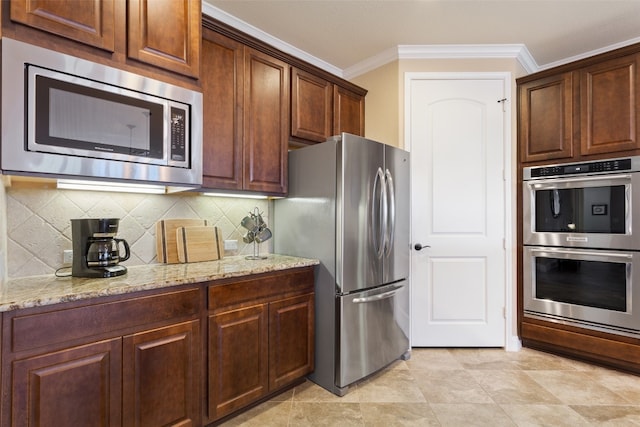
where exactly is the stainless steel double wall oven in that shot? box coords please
[523,156,640,336]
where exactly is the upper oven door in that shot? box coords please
[523,172,640,250]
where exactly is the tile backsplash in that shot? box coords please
[4,186,270,278]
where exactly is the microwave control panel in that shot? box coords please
[170,107,187,162]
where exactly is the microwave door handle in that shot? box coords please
[529,248,633,260]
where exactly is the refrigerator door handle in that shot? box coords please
[352,284,404,303]
[372,167,386,258]
[383,169,396,256]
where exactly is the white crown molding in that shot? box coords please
[345,44,539,79]
[537,36,640,71]
[202,3,342,77]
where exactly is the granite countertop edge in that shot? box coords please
[0,254,319,312]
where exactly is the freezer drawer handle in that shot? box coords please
[352,286,403,304]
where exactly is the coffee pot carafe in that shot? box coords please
[71,218,130,278]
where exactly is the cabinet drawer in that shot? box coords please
[11,287,200,353]
[208,267,314,311]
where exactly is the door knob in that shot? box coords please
[414,243,430,251]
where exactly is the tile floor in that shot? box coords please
[219,347,640,426]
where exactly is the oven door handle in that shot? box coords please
[527,174,632,189]
[529,247,633,260]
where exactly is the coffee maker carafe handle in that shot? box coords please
[116,238,130,262]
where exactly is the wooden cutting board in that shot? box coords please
[176,226,225,263]
[156,219,209,263]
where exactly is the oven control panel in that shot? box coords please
[527,158,634,179]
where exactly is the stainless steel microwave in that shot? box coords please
[1,38,203,186]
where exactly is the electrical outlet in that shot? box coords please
[224,240,238,251]
[63,250,73,265]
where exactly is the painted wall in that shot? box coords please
[1,180,270,279]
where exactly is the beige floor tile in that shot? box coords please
[500,403,590,426]
[357,369,426,403]
[430,403,516,426]
[526,370,629,405]
[571,404,640,426]
[470,370,561,404]
[588,368,640,404]
[507,349,581,371]
[449,348,522,370]
[293,380,360,403]
[406,348,465,370]
[412,369,494,404]
[289,402,363,426]
[360,402,440,426]
[219,400,292,426]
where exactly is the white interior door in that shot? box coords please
[409,74,507,347]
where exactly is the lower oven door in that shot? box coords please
[523,246,640,336]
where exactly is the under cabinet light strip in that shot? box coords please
[202,192,268,199]
[57,179,166,194]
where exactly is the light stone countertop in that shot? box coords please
[0,254,319,312]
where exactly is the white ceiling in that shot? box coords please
[203,0,640,78]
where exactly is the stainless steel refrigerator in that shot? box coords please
[273,133,410,396]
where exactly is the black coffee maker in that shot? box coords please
[71,218,130,278]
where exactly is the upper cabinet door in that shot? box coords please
[201,29,244,191]
[128,0,201,78]
[10,0,116,51]
[243,48,290,194]
[519,73,574,163]
[580,54,640,156]
[291,68,333,143]
[333,85,365,136]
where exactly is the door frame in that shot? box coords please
[403,72,520,351]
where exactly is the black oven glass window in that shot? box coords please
[535,186,626,233]
[535,257,627,312]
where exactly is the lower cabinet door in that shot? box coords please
[122,320,201,427]
[269,293,314,390]
[12,338,122,427]
[209,304,268,420]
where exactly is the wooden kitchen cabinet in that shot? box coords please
[9,0,116,51]
[207,268,315,422]
[2,286,202,426]
[243,48,290,194]
[291,67,333,143]
[291,67,366,145]
[11,338,122,427]
[209,304,269,418]
[517,42,640,375]
[8,0,201,79]
[334,84,366,137]
[580,53,640,156]
[519,72,574,163]
[201,28,244,190]
[518,50,640,164]
[268,293,314,391]
[201,28,289,195]
[127,0,201,78]
[122,320,201,427]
